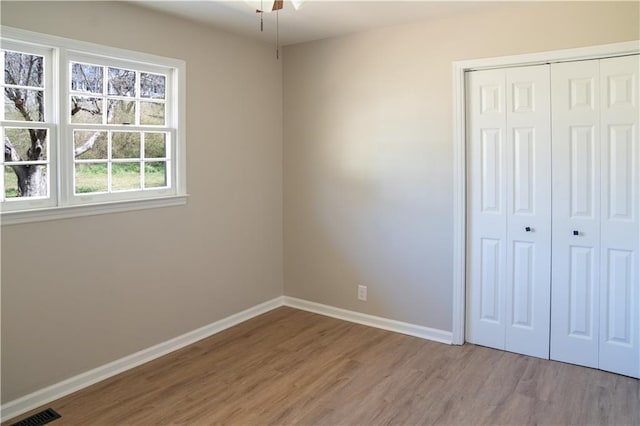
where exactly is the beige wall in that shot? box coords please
[283,2,639,330]
[1,2,283,402]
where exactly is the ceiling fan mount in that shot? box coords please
[249,0,306,13]
[256,0,284,13]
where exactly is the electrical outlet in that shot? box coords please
[358,285,367,301]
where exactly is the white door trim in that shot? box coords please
[451,40,640,345]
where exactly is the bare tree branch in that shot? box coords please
[4,53,48,197]
[4,87,35,122]
[73,106,114,158]
[71,96,102,117]
[4,70,43,160]
[74,131,102,157]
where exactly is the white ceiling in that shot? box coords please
[132,1,502,46]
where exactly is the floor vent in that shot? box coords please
[10,408,61,426]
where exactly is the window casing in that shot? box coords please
[1,40,57,211]
[1,26,186,224]
[66,53,174,204]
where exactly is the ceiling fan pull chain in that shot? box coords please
[260,0,264,31]
[276,9,280,60]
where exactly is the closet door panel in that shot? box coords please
[467,55,639,378]
[466,69,508,350]
[551,60,601,369]
[505,65,552,359]
[599,55,639,378]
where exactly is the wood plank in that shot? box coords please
[5,307,639,425]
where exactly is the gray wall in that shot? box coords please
[1,1,283,403]
[282,1,639,331]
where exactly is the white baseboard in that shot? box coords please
[0,296,285,423]
[2,295,452,422]
[283,296,453,344]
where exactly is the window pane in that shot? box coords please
[140,73,165,99]
[140,101,165,125]
[107,99,135,124]
[71,96,103,124]
[75,163,107,194]
[71,63,103,94]
[112,162,140,191]
[4,166,19,198]
[4,128,48,161]
[4,51,43,87]
[108,67,135,97]
[2,164,47,198]
[144,133,166,158]
[144,162,167,188]
[74,131,107,160]
[112,132,140,159]
[4,89,44,122]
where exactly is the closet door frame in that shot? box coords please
[452,40,640,347]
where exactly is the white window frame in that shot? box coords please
[0,26,187,226]
[0,40,57,211]
[64,52,175,205]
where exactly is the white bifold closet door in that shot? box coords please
[550,55,639,378]
[466,65,552,359]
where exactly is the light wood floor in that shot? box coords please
[6,307,640,425]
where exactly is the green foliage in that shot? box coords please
[74,131,166,160]
[74,163,107,193]
[112,132,140,158]
[113,162,140,173]
[144,133,166,158]
[144,162,164,173]
[72,162,166,194]
[4,168,18,198]
[79,163,107,174]
[75,186,98,194]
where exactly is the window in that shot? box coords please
[1,27,186,224]
[68,58,172,199]
[1,42,55,207]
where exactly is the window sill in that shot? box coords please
[1,195,189,226]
